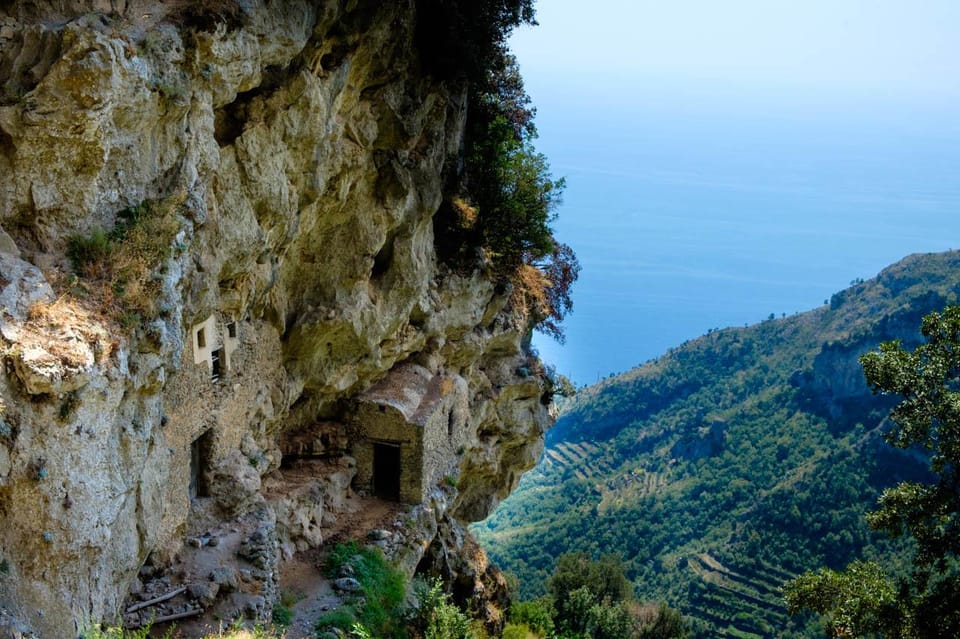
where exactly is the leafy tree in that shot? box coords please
[586,600,637,639]
[786,306,960,638]
[784,560,904,638]
[548,552,631,632]
[544,553,687,638]
[639,604,690,639]
[860,307,960,564]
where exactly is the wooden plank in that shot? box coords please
[125,586,187,614]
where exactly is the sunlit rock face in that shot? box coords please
[0,2,549,636]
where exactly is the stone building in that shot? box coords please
[191,314,240,382]
[353,363,469,503]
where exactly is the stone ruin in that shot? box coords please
[352,363,470,504]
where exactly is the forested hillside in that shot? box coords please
[475,251,960,637]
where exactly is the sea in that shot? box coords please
[523,76,960,386]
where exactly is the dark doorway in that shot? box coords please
[190,430,214,499]
[373,442,401,501]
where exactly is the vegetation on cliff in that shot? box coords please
[475,251,960,637]
[786,306,960,638]
[421,0,580,342]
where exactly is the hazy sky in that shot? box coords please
[512,2,960,385]
[511,0,960,105]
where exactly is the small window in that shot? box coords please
[196,327,206,348]
[226,322,237,339]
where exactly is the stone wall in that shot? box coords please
[352,363,470,504]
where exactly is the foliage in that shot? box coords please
[860,306,960,563]
[784,560,903,638]
[510,598,555,637]
[322,542,408,639]
[507,553,688,639]
[270,602,293,628]
[67,229,112,272]
[639,604,690,639]
[501,623,540,639]
[786,305,960,638]
[410,578,475,639]
[425,11,580,341]
[548,552,631,633]
[474,251,960,637]
[317,606,359,634]
[414,0,536,83]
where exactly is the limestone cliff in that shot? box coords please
[0,2,551,636]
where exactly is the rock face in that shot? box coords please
[0,3,550,636]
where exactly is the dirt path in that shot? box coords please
[280,496,405,639]
[144,493,405,638]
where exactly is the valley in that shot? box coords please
[475,250,960,637]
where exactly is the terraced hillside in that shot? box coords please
[474,251,960,637]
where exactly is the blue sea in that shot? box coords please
[525,79,960,385]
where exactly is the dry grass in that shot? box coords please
[509,263,552,325]
[66,191,184,327]
[23,297,115,367]
[439,376,456,396]
[450,197,478,229]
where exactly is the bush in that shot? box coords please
[67,229,112,275]
[317,606,359,634]
[411,578,475,639]
[270,603,293,628]
[323,543,407,639]
[501,623,538,639]
[510,598,554,636]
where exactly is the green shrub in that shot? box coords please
[501,623,538,639]
[317,606,358,633]
[510,598,554,636]
[271,603,293,628]
[67,229,112,273]
[324,543,408,639]
[411,578,475,639]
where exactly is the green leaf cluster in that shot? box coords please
[508,553,687,639]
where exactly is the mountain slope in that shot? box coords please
[474,251,960,638]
